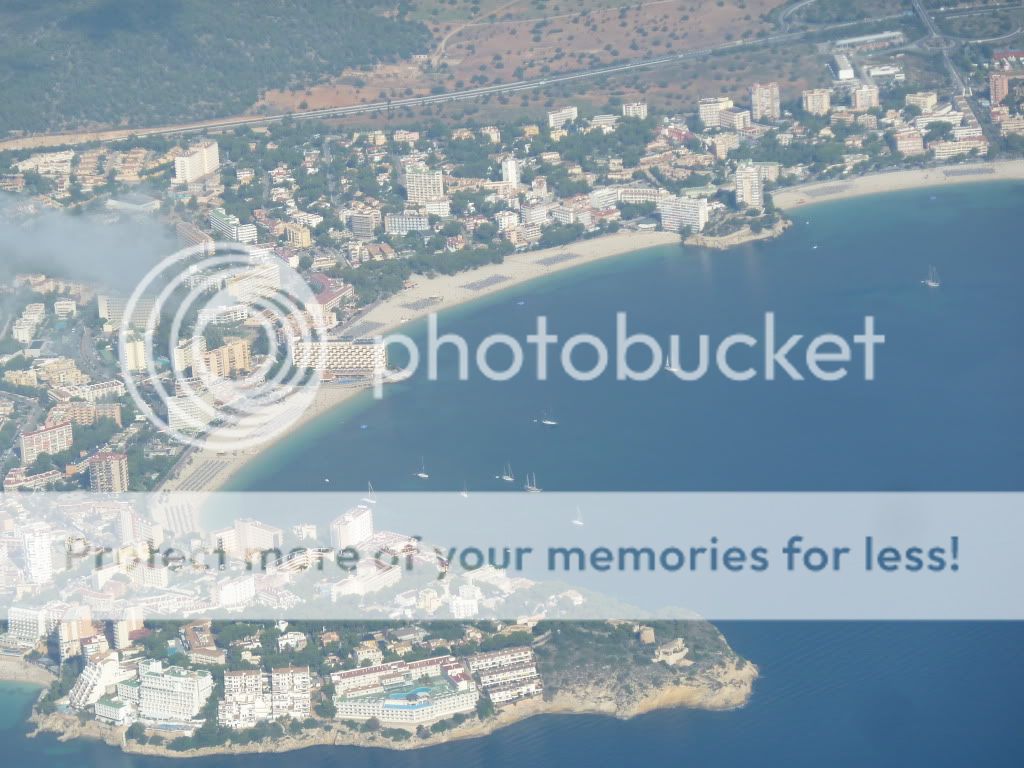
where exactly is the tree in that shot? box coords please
[476,697,495,720]
[314,700,337,718]
[925,121,954,144]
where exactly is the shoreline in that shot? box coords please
[156,161,1024,496]
[161,229,683,495]
[772,159,1024,210]
[0,657,55,687]
[26,659,757,758]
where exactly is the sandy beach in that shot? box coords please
[159,229,680,498]
[345,229,681,338]
[160,157,1024,498]
[772,159,1024,210]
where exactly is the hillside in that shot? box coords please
[0,0,431,135]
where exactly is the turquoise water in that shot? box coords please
[4,183,1023,765]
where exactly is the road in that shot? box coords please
[0,14,910,150]
[911,0,968,94]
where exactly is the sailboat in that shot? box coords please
[361,482,377,504]
[415,458,430,479]
[524,472,542,493]
[539,412,559,426]
[922,265,941,288]
[460,482,469,499]
[498,463,515,483]
[572,507,585,527]
[665,358,681,374]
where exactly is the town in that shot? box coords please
[3,32,1024,494]
[0,492,718,749]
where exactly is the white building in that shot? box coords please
[209,207,258,244]
[547,106,578,129]
[501,156,520,186]
[404,166,445,204]
[698,97,733,128]
[735,163,764,210]
[138,660,214,722]
[291,339,386,372]
[174,141,220,184]
[6,605,48,643]
[622,102,648,119]
[21,522,55,585]
[656,196,709,233]
[329,505,374,550]
[271,666,311,720]
[333,687,478,724]
[384,211,430,236]
[69,652,123,709]
[834,54,855,81]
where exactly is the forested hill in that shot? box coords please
[0,0,431,135]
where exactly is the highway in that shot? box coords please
[30,14,909,144]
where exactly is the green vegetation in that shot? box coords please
[0,1,431,134]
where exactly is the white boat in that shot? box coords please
[524,472,542,493]
[460,483,469,499]
[572,507,585,527]
[665,359,681,373]
[361,482,377,504]
[415,458,429,479]
[498,463,515,483]
[922,265,941,288]
[540,412,559,426]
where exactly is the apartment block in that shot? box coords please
[20,421,73,464]
[734,162,764,210]
[750,82,781,121]
[657,196,709,233]
[698,97,733,128]
[209,207,257,244]
[137,659,214,722]
[547,106,578,129]
[89,452,129,493]
[329,505,374,549]
[174,141,220,184]
[851,84,880,112]
[802,89,832,116]
[622,102,648,119]
[404,165,445,203]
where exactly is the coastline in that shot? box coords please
[772,159,1024,210]
[26,659,757,757]
[162,229,683,494]
[0,657,55,687]
[155,161,1024,496]
[345,229,682,338]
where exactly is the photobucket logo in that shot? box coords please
[374,312,884,396]
[120,242,326,451]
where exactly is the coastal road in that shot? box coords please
[0,14,911,150]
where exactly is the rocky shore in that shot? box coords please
[685,217,791,250]
[27,658,757,757]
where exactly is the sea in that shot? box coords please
[3,181,1022,765]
